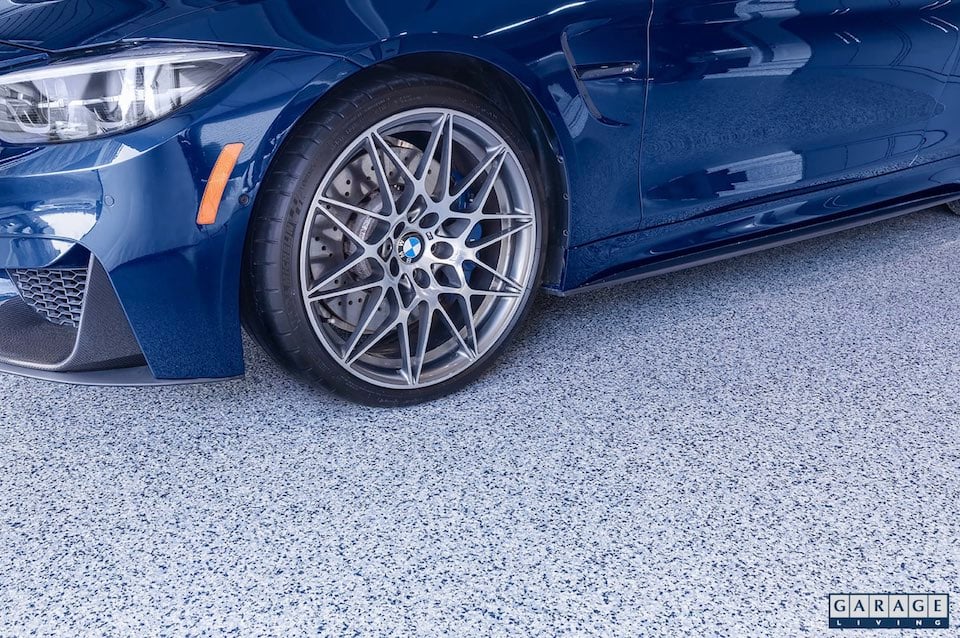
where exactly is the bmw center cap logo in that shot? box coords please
[398,234,425,264]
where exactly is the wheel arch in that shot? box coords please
[251,48,572,289]
[241,66,559,403]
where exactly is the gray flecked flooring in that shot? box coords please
[2,209,960,637]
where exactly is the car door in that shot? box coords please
[915,3,960,165]
[640,0,959,228]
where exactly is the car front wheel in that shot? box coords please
[243,72,547,406]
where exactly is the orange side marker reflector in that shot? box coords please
[197,143,244,225]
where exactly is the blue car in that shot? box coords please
[0,1,958,405]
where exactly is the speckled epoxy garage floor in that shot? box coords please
[1,209,959,637]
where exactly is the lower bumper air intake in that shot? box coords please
[0,256,146,374]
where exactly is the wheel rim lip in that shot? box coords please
[298,106,539,390]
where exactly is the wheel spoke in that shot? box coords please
[306,257,372,298]
[397,321,414,384]
[347,316,398,366]
[372,131,417,187]
[314,203,377,249]
[308,279,382,302]
[454,295,479,356]
[464,287,522,300]
[468,259,524,293]
[347,321,399,365]
[316,195,388,222]
[342,286,389,362]
[364,136,398,217]
[451,146,507,205]
[474,213,536,222]
[413,303,434,384]
[416,113,449,181]
[435,115,455,201]
[469,219,535,251]
[437,303,478,361]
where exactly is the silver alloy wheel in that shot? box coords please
[299,107,539,389]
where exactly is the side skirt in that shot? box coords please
[550,191,959,297]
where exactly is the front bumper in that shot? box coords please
[0,46,350,383]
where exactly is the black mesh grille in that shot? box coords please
[8,267,88,327]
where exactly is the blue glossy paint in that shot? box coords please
[0,0,959,380]
[642,0,957,227]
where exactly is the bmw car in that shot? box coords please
[0,1,958,405]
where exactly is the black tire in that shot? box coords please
[242,71,548,406]
[947,200,960,216]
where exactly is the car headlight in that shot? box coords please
[0,45,250,144]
